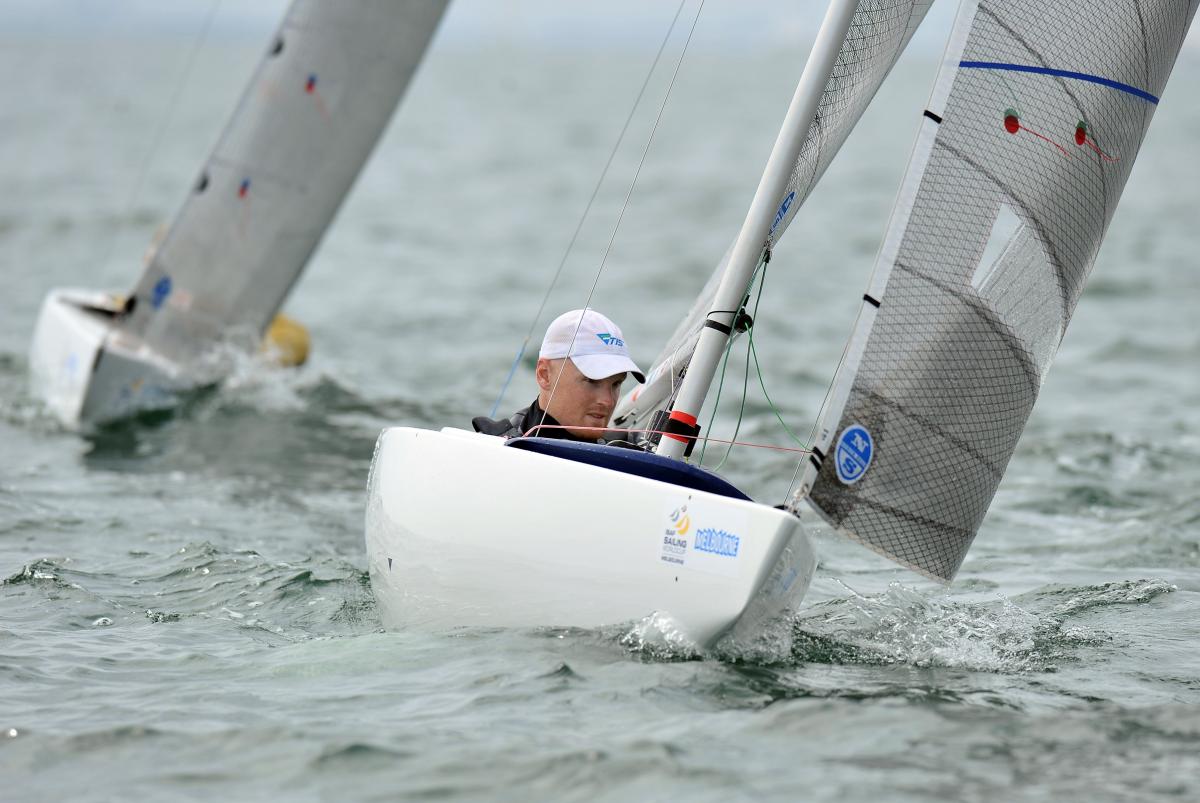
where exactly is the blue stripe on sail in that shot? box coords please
[959,61,1159,104]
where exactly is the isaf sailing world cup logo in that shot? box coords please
[667,505,690,535]
[661,505,690,565]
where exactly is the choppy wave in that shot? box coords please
[609,578,1177,680]
[2,543,377,639]
[0,352,65,434]
[783,579,1173,673]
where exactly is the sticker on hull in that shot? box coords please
[659,499,745,578]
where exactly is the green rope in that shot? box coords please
[701,253,810,471]
[709,332,752,471]
[696,256,764,465]
[696,329,736,465]
[748,328,808,448]
[710,270,764,472]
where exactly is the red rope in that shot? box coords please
[1017,123,1070,157]
[1082,137,1120,162]
[520,424,813,455]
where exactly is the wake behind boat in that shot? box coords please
[29,0,449,426]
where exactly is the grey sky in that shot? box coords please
[2,2,1194,54]
[0,1,959,52]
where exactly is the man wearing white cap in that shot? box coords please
[472,309,645,442]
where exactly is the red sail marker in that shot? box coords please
[237,178,253,238]
[1002,108,1070,157]
[1075,120,1120,162]
[305,73,330,119]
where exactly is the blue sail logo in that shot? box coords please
[769,190,795,236]
[834,424,873,484]
[151,276,173,310]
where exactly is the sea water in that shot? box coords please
[2,5,1199,801]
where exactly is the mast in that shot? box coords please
[655,0,859,459]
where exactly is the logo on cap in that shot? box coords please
[596,333,624,348]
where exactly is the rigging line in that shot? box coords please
[521,425,813,455]
[711,257,771,472]
[537,0,707,434]
[696,314,738,465]
[995,70,1022,116]
[728,259,812,456]
[748,331,807,447]
[488,0,690,418]
[697,257,764,464]
[709,308,753,472]
[95,0,224,282]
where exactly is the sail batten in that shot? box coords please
[798,0,1198,581]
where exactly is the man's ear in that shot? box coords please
[535,358,551,391]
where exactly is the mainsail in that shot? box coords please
[797,0,1198,580]
[614,0,934,433]
[119,0,449,369]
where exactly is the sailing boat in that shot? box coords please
[28,0,449,427]
[365,0,1196,647]
[365,0,932,647]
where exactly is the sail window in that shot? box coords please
[971,204,1021,292]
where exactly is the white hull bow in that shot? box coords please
[365,427,816,648]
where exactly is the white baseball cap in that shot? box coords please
[539,308,645,384]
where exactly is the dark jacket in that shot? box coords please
[472,399,600,442]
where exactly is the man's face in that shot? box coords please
[536,358,626,438]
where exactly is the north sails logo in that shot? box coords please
[596,333,624,348]
[835,423,873,484]
[769,190,795,236]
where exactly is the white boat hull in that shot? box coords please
[365,427,816,648]
[29,288,186,426]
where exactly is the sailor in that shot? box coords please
[473,308,645,442]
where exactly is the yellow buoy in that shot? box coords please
[261,313,311,367]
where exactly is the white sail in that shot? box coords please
[614,0,934,436]
[120,0,449,370]
[797,0,1198,581]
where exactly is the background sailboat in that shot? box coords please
[28,0,449,426]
